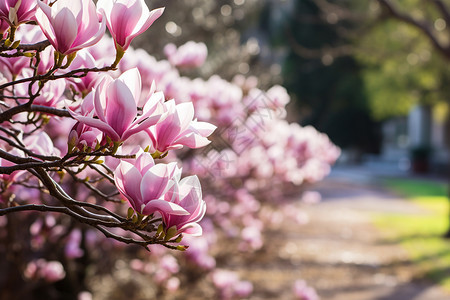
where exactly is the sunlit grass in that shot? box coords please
[374,178,450,290]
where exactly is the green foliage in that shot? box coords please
[356,3,450,120]
[384,178,448,198]
[274,0,381,152]
[374,178,450,290]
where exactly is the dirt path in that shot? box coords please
[234,175,450,300]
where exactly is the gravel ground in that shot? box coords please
[232,176,450,300]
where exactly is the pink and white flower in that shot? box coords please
[146,101,216,153]
[35,0,106,55]
[114,152,188,216]
[0,0,38,26]
[164,41,208,68]
[98,0,164,51]
[68,68,165,143]
[160,176,206,236]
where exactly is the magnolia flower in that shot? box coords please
[0,148,24,183]
[147,101,216,153]
[24,259,66,283]
[0,50,28,78]
[35,0,106,55]
[66,50,102,96]
[164,41,208,68]
[160,175,206,236]
[0,0,38,26]
[68,68,165,143]
[24,131,60,157]
[114,152,189,216]
[68,122,103,150]
[98,0,164,52]
[293,280,319,300]
[15,75,65,107]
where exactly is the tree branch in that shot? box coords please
[377,0,450,59]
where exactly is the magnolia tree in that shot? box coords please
[0,0,339,299]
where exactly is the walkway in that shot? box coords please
[237,165,450,299]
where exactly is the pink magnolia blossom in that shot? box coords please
[0,24,50,79]
[65,229,84,259]
[146,101,216,153]
[24,131,60,157]
[293,280,319,300]
[164,41,208,68]
[68,122,103,150]
[211,269,253,300]
[0,51,28,79]
[24,259,66,283]
[68,68,165,143]
[30,78,65,107]
[0,18,9,37]
[0,148,24,183]
[0,24,42,78]
[65,50,101,96]
[35,0,106,55]
[16,76,65,107]
[98,0,164,51]
[0,0,38,26]
[114,152,189,216]
[160,175,206,236]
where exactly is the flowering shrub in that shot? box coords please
[0,0,339,299]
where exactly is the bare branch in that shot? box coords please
[432,0,450,26]
[377,0,450,59]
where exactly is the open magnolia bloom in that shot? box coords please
[114,152,206,236]
[0,0,38,27]
[68,68,165,143]
[146,101,217,153]
[98,0,164,52]
[35,0,106,56]
[160,175,206,237]
[114,152,189,216]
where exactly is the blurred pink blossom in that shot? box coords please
[293,280,319,300]
[24,259,66,283]
[164,41,208,68]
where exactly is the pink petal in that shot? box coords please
[52,8,78,54]
[175,102,195,132]
[117,68,141,105]
[69,112,120,141]
[124,7,164,50]
[179,223,203,236]
[105,80,137,137]
[175,132,211,149]
[140,164,171,201]
[122,114,162,141]
[142,199,188,216]
[35,3,58,50]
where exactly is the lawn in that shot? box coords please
[374,177,450,289]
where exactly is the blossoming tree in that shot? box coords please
[0,0,339,298]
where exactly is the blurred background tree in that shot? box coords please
[266,0,382,155]
[137,0,449,159]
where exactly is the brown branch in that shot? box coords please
[286,27,354,59]
[377,0,450,59]
[0,66,115,90]
[30,105,72,118]
[432,0,450,26]
[0,40,50,53]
